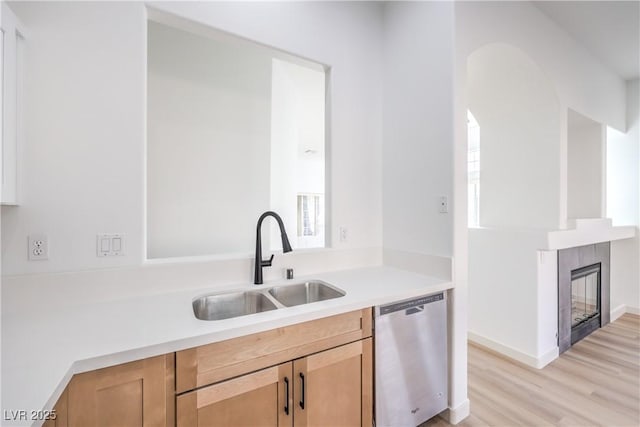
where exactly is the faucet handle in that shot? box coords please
[261,254,275,267]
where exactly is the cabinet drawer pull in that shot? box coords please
[299,372,305,409]
[284,377,290,415]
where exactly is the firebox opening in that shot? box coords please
[570,263,602,345]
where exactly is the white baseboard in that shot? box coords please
[611,304,627,321]
[440,398,470,425]
[468,307,638,372]
[537,346,560,368]
[611,304,640,321]
[468,332,558,369]
[626,305,640,315]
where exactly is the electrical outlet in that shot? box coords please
[438,196,449,213]
[339,226,348,242]
[28,234,49,261]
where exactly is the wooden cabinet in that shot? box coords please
[176,309,373,427]
[294,339,372,427]
[46,354,174,427]
[42,389,68,427]
[177,339,372,427]
[45,308,372,427]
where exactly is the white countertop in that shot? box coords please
[1,266,452,426]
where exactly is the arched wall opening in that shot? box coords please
[467,43,562,230]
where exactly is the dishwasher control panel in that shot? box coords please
[378,293,444,315]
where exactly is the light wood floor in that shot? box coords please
[424,314,640,427]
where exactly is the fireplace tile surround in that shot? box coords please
[558,242,610,353]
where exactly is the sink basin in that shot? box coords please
[193,291,278,321]
[192,280,346,320]
[268,281,346,307]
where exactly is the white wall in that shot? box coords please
[467,43,561,230]
[455,1,626,229]
[381,1,454,258]
[456,1,626,131]
[1,1,147,276]
[567,110,604,219]
[609,79,640,313]
[468,229,538,356]
[608,80,640,227]
[1,1,384,276]
[536,249,559,363]
[381,2,468,422]
[468,229,557,365]
[147,21,272,258]
[0,0,3,415]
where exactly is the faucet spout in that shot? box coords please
[254,211,292,284]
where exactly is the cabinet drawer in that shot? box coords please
[176,364,291,427]
[176,308,372,393]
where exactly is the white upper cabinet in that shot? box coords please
[1,3,25,205]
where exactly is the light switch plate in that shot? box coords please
[97,234,125,257]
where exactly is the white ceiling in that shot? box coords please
[533,1,640,81]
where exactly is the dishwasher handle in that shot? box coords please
[405,305,424,315]
[377,292,444,317]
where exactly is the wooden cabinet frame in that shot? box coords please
[176,308,372,393]
[176,308,373,427]
[46,308,373,427]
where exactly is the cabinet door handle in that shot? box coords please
[284,377,290,415]
[299,372,305,409]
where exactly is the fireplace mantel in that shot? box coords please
[544,218,635,250]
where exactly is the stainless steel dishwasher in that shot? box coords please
[374,292,448,427]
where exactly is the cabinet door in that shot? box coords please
[177,363,293,427]
[293,338,372,427]
[67,354,174,427]
[42,388,68,427]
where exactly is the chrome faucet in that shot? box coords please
[254,211,292,284]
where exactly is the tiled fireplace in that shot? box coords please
[557,242,610,353]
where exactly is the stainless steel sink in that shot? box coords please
[193,291,278,321]
[192,280,346,320]
[268,281,346,307]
